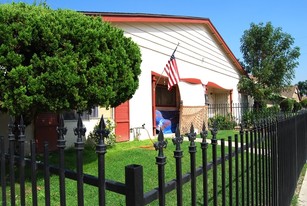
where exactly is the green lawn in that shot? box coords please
[209,129,240,140]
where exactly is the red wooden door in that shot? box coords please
[115,101,130,142]
[35,112,59,153]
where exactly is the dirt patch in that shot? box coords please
[139,145,155,150]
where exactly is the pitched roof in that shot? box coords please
[81,12,246,75]
[280,86,301,101]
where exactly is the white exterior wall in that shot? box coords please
[111,22,242,139]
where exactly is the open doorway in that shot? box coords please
[152,74,180,135]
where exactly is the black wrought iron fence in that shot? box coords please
[0,111,306,205]
[208,103,253,125]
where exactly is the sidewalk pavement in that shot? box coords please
[298,168,307,206]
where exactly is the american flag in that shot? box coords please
[164,53,180,90]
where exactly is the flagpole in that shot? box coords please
[172,42,180,56]
[154,43,180,89]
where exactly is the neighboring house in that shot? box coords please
[280,86,301,102]
[0,12,248,153]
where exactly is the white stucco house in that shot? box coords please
[0,12,249,153]
[85,12,249,141]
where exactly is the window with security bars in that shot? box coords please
[63,106,98,120]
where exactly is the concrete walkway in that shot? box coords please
[298,168,307,206]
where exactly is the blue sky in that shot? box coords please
[1,0,307,84]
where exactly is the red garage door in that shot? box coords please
[115,101,130,142]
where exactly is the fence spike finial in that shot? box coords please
[200,121,208,143]
[154,131,167,157]
[187,123,196,146]
[210,120,218,139]
[57,114,67,138]
[59,114,65,127]
[98,115,106,131]
[95,115,110,144]
[190,123,195,134]
[18,115,25,138]
[172,124,183,151]
[8,115,15,134]
[74,113,86,141]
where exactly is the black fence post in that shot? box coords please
[95,115,109,206]
[125,164,144,206]
[245,129,250,205]
[74,113,86,206]
[264,119,269,205]
[57,114,67,206]
[211,124,218,206]
[18,116,26,206]
[268,118,274,205]
[272,118,276,206]
[172,126,183,206]
[200,122,208,206]
[221,139,226,206]
[254,122,259,206]
[228,136,233,206]
[8,116,16,206]
[250,126,254,206]
[260,120,266,205]
[188,124,197,206]
[257,120,262,205]
[30,140,38,206]
[275,117,280,206]
[44,142,50,206]
[239,124,245,206]
[154,131,167,206]
[234,134,239,206]
[0,136,6,206]
[267,118,272,206]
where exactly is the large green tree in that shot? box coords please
[0,3,142,121]
[297,80,307,97]
[238,22,300,104]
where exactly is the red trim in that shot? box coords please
[206,81,230,90]
[152,73,157,135]
[102,16,210,24]
[152,76,204,85]
[152,71,162,77]
[180,78,203,84]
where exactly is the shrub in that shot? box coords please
[242,110,255,127]
[86,118,116,149]
[279,98,294,112]
[263,105,280,117]
[242,105,280,126]
[293,101,302,112]
[209,114,236,130]
[300,99,307,108]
